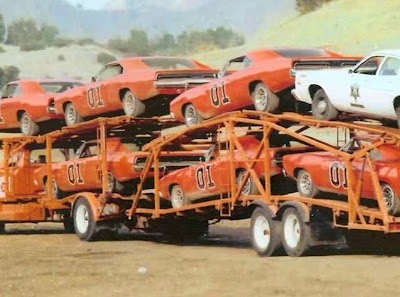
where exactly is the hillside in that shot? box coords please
[194,0,400,67]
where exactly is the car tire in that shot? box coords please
[184,104,204,126]
[237,170,259,195]
[170,184,188,208]
[73,197,98,241]
[46,179,65,199]
[281,207,312,257]
[64,103,84,126]
[311,89,339,121]
[250,207,281,256]
[251,82,279,113]
[297,169,320,197]
[381,183,400,216]
[122,90,145,117]
[20,112,40,136]
[106,172,124,193]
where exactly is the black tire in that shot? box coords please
[73,197,98,241]
[381,183,400,216]
[170,184,189,208]
[297,169,320,197]
[237,170,259,195]
[64,103,84,126]
[63,216,75,233]
[46,179,65,199]
[0,222,5,234]
[250,207,281,256]
[251,82,279,113]
[281,208,311,257]
[20,112,40,135]
[184,104,204,126]
[122,90,145,117]
[311,89,339,121]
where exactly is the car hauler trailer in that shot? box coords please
[2,112,400,257]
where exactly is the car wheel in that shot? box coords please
[311,89,339,121]
[170,184,188,208]
[237,170,259,195]
[297,169,320,197]
[46,179,65,199]
[73,197,98,241]
[250,207,281,256]
[251,82,279,113]
[65,103,83,126]
[281,207,311,257]
[20,112,39,135]
[381,183,400,215]
[184,104,204,126]
[122,90,145,117]
[106,172,124,193]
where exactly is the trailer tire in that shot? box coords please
[184,104,204,126]
[20,112,40,136]
[73,197,98,241]
[65,103,84,126]
[282,207,311,257]
[170,184,189,208]
[122,90,145,117]
[381,183,400,216]
[311,89,338,121]
[251,207,281,256]
[297,169,320,197]
[251,82,279,113]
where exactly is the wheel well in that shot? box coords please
[169,183,179,195]
[248,80,263,95]
[181,103,190,117]
[62,101,71,112]
[43,176,48,186]
[17,110,25,120]
[308,85,322,100]
[293,167,303,178]
[393,96,400,110]
[119,88,130,101]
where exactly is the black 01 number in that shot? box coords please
[329,161,348,188]
[210,82,230,107]
[87,86,104,108]
[196,164,216,190]
[67,163,85,185]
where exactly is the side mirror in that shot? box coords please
[348,69,354,74]
[91,76,97,82]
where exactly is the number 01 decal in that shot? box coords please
[196,164,216,190]
[67,163,84,185]
[329,161,348,188]
[87,86,104,108]
[210,82,230,107]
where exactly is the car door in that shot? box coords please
[0,83,23,128]
[72,142,102,191]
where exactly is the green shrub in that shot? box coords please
[53,37,74,48]
[97,52,117,64]
[57,54,65,61]
[19,40,46,51]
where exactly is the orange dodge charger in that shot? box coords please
[53,56,218,126]
[169,48,344,126]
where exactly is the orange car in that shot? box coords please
[158,135,317,208]
[53,56,218,126]
[0,79,82,135]
[36,137,204,198]
[169,48,344,126]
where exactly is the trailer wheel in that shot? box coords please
[297,169,320,197]
[251,82,279,113]
[65,103,84,126]
[122,90,145,117]
[73,197,98,241]
[311,89,338,121]
[382,183,400,215]
[282,208,311,257]
[170,184,189,208]
[184,104,204,126]
[20,112,40,136]
[237,170,259,195]
[251,208,281,256]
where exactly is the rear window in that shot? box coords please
[40,82,83,93]
[142,58,200,70]
[274,48,329,58]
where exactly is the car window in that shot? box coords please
[353,56,384,75]
[378,57,400,76]
[39,82,83,93]
[219,56,249,77]
[97,64,123,81]
[77,143,99,158]
[0,83,21,99]
[142,58,200,70]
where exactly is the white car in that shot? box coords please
[292,49,400,126]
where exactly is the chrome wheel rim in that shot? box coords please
[382,184,395,211]
[255,87,268,111]
[52,180,58,197]
[316,99,328,114]
[171,186,184,208]
[123,93,136,115]
[284,213,301,249]
[238,173,252,195]
[253,215,271,250]
[75,204,89,234]
[185,105,197,126]
[66,105,77,125]
[20,114,31,135]
[299,172,312,196]
[107,172,114,192]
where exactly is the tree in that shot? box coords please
[6,18,40,45]
[128,28,150,55]
[0,65,20,86]
[0,14,6,43]
[40,24,59,46]
[296,0,333,14]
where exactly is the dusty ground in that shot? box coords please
[1,220,400,297]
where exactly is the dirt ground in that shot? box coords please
[1,220,400,297]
